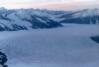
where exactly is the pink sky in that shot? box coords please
[0,0,98,10]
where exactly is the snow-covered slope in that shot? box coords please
[60,9,99,24]
[0,8,99,31]
[0,8,62,31]
[0,24,99,67]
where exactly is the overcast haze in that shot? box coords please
[0,0,99,10]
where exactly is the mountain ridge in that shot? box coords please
[0,8,99,31]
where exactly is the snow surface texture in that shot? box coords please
[0,24,99,67]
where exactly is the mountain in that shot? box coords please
[0,8,62,31]
[60,9,99,24]
[0,8,99,31]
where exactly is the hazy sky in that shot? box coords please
[0,0,97,3]
[0,0,98,10]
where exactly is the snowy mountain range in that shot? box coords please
[0,8,99,31]
[59,9,99,24]
[0,8,99,67]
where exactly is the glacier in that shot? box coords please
[0,24,99,67]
